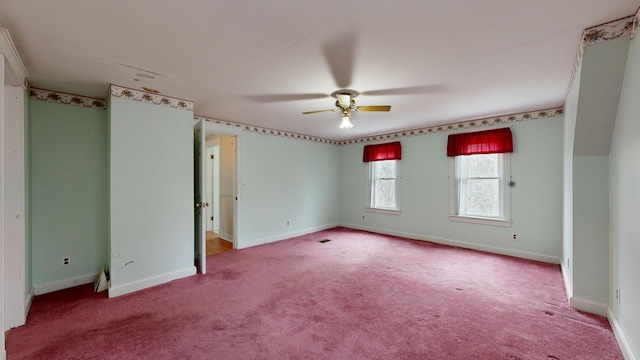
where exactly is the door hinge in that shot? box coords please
[210,216,213,221]
[210,155,214,159]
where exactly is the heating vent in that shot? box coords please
[319,239,331,243]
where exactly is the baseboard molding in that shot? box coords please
[608,308,637,360]
[560,262,573,302]
[237,223,338,249]
[219,232,233,242]
[340,223,561,264]
[34,273,97,295]
[108,266,196,298]
[24,287,34,319]
[569,296,608,317]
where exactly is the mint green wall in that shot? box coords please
[30,100,108,286]
[239,132,340,247]
[108,98,193,295]
[572,156,609,304]
[339,118,564,261]
[24,89,31,296]
[610,29,640,357]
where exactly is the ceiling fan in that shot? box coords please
[302,89,390,129]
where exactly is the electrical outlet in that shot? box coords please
[616,287,620,303]
[512,233,517,241]
[62,256,70,266]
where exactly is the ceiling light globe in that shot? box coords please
[339,116,353,129]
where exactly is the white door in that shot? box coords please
[193,120,207,274]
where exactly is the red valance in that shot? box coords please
[363,141,402,162]
[447,128,513,157]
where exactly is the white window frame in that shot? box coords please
[449,153,511,227]
[366,160,401,215]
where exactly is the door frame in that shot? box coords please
[200,119,242,249]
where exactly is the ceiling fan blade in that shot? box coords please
[355,105,391,112]
[302,109,338,115]
[242,93,328,103]
[361,85,448,96]
[322,31,357,89]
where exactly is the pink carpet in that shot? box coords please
[7,227,622,359]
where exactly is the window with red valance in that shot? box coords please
[363,141,402,162]
[447,128,513,157]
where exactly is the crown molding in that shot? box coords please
[0,27,28,88]
[110,85,194,111]
[337,108,564,145]
[30,87,106,109]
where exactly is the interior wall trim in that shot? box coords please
[109,84,194,111]
[194,116,339,145]
[30,87,106,110]
[337,108,563,145]
[566,14,637,104]
[583,15,636,47]
[0,27,28,87]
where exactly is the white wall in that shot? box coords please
[0,54,6,360]
[563,61,581,296]
[2,85,26,330]
[610,26,640,359]
[238,132,340,248]
[108,97,195,297]
[219,136,236,241]
[339,118,564,262]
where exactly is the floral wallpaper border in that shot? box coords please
[30,87,106,110]
[582,15,636,46]
[110,85,194,111]
[194,116,340,145]
[566,14,637,104]
[336,108,564,145]
[195,108,563,146]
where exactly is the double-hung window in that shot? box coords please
[447,128,512,226]
[363,141,401,213]
[370,160,399,210]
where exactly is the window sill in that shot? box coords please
[448,215,511,227]
[366,207,401,216]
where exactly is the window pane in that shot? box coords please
[465,178,499,217]
[374,179,396,208]
[374,160,396,178]
[467,154,498,178]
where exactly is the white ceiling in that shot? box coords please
[0,0,638,140]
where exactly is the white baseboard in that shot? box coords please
[24,287,34,318]
[569,296,608,317]
[608,308,637,360]
[560,262,573,302]
[108,266,196,298]
[340,223,561,264]
[237,223,338,249]
[34,273,97,295]
[219,232,233,242]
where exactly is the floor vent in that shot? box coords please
[319,239,331,243]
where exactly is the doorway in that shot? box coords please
[194,119,241,274]
[204,133,236,255]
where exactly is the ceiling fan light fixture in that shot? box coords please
[339,114,353,129]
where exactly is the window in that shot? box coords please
[450,153,510,226]
[369,160,399,211]
[363,141,401,213]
